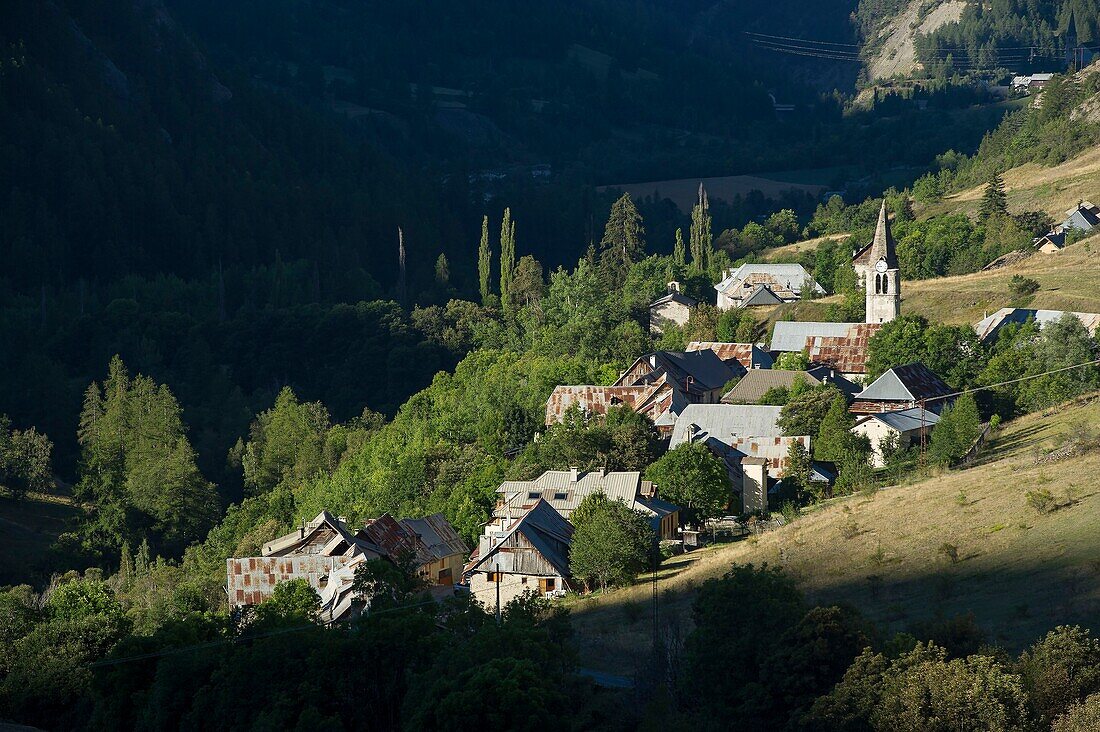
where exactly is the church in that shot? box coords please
[851,200,901,324]
[769,201,900,378]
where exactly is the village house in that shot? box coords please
[544,382,686,435]
[544,349,738,435]
[668,403,815,513]
[852,407,940,468]
[849,362,954,415]
[227,511,467,622]
[974,308,1100,343]
[1033,202,1100,252]
[465,499,574,608]
[491,467,680,540]
[686,341,774,371]
[714,263,825,310]
[1011,73,1055,92]
[721,367,859,404]
[649,281,697,335]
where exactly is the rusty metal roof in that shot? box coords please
[400,514,468,561]
[544,384,660,425]
[805,323,881,374]
[362,513,431,565]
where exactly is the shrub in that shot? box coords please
[1008,275,1040,298]
[1026,488,1057,514]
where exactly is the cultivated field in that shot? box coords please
[570,393,1100,675]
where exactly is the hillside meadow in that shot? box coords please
[569,392,1100,676]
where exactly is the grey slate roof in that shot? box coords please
[669,404,784,449]
[770,321,855,352]
[856,407,940,432]
[1062,203,1100,233]
[856,363,953,404]
[654,350,740,390]
[806,366,861,399]
[722,370,819,404]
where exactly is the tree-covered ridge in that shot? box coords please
[916,0,1100,73]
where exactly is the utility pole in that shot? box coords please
[495,559,502,625]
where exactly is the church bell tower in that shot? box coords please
[866,200,900,324]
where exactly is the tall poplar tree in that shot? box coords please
[477,215,492,304]
[397,227,408,306]
[690,183,712,272]
[673,227,686,266]
[499,208,515,303]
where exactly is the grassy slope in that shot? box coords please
[926,143,1100,221]
[570,394,1100,675]
[0,490,81,587]
[900,237,1100,325]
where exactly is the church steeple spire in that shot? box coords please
[866,200,900,324]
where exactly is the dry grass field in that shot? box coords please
[926,144,1100,221]
[569,393,1100,675]
[0,490,81,586]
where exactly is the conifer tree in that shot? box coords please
[477,215,492,304]
[979,170,1008,220]
[690,183,712,271]
[673,228,686,266]
[499,208,515,303]
[599,193,646,274]
[814,393,857,462]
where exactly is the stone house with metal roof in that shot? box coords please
[714,264,825,310]
[769,322,882,380]
[852,407,940,467]
[668,404,817,513]
[227,510,467,622]
[650,281,697,335]
[850,363,954,415]
[465,499,575,607]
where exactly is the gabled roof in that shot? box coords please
[722,369,820,404]
[742,284,785,306]
[686,342,774,370]
[714,264,824,296]
[651,290,698,308]
[1034,230,1066,250]
[806,366,861,400]
[263,510,385,559]
[361,513,432,565]
[400,514,468,561]
[669,404,784,449]
[857,363,953,404]
[854,407,940,433]
[469,499,574,577]
[973,308,1100,342]
[1062,205,1100,233]
[770,321,856,352]
[623,350,739,392]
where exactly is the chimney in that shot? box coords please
[741,457,769,514]
[597,466,606,478]
[667,281,680,293]
[570,466,579,483]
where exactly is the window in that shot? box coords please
[521,577,528,584]
[554,492,568,500]
[539,578,556,594]
[486,572,501,583]
[882,275,889,294]
[528,491,541,500]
